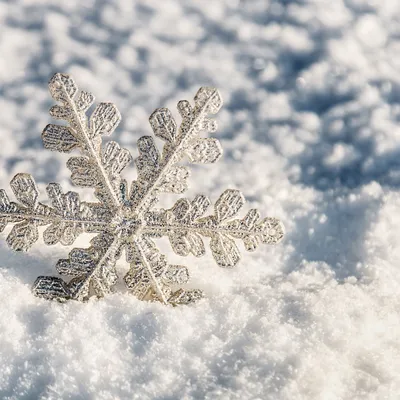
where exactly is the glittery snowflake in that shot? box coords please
[0,73,284,305]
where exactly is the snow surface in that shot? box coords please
[1,0,400,399]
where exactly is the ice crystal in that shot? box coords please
[0,73,284,305]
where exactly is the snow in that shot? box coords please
[1,0,400,398]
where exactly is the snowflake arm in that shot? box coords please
[130,87,223,214]
[32,233,121,301]
[43,73,132,208]
[124,237,203,305]
[143,190,285,268]
[0,173,108,251]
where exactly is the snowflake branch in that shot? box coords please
[124,236,203,305]
[33,233,121,301]
[134,237,169,304]
[144,220,283,239]
[130,87,223,215]
[0,174,109,251]
[0,210,108,227]
[70,234,121,300]
[65,93,121,208]
[143,190,285,268]
[44,73,130,209]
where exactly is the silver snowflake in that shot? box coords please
[0,73,284,305]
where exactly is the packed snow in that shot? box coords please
[1,0,400,399]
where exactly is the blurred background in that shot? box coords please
[2,0,400,280]
[2,0,400,188]
[1,1,400,399]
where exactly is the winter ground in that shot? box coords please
[0,0,400,399]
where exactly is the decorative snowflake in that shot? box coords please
[0,73,284,305]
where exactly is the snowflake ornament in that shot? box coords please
[0,73,284,305]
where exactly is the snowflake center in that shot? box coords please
[112,208,142,238]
